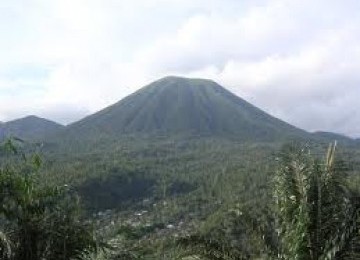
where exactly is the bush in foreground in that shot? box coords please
[0,139,100,260]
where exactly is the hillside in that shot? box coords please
[3,81,359,259]
[0,115,64,140]
[312,131,355,145]
[61,76,308,141]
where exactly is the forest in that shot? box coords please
[2,75,360,260]
[2,0,360,259]
[1,135,360,260]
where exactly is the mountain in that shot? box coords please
[0,115,64,141]
[62,76,308,141]
[312,131,355,145]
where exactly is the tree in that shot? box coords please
[274,142,360,259]
[0,139,100,260]
[178,143,360,260]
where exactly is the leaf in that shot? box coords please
[32,154,42,169]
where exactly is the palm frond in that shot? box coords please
[0,230,12,260]
[177,235,248,260]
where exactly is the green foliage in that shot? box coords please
[178,234,246,260]
[0,139,100,260]
[0,115,63,141]
[4,76,360,260]
[58,76,306,142]
[174,143,360,260]
[274,142,360,259]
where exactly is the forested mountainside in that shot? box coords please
[2,77,360,259]
[0,115,64,140]
[57,76,307,141]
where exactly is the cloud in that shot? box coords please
[1,0,360,136]
[146,0,360,136]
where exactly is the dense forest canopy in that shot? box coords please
[2,136,360,259]
[1,78,360,259]
[2,0,360,258]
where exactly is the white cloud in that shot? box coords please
[1,0,360,136]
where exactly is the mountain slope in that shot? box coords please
[62,76,308,141]
[312,131,355,145]
[0,116,64,140]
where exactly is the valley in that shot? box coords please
[2,77,360,259]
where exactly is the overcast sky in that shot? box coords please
[1,0,360,137]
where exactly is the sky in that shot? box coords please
[1,0,360,137]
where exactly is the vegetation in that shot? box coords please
[176,143,360,259]
[2,77,360,259]
[2,137,360,259]
[3,137,360,259]
[0,139,100,260]
[26,133,359,259]
[57,76,306,141]
[273,143,360,259]
[0,116,64,141]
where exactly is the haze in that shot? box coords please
[1,0,360,137]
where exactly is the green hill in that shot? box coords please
[312,131,355,145]
[62,76,307,141]
[0,115,64,141]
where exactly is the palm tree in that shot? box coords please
[178,143,360,260]
[274,142,360,259]
[0,139,100,260]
